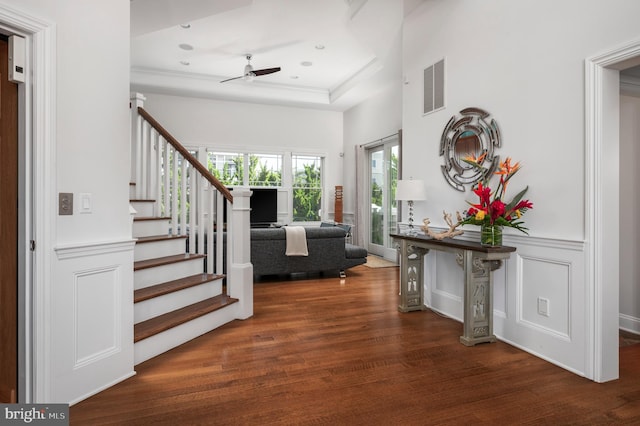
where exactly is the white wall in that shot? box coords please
[2,0,134,403]
[140,92,344,220]
[13,0,132,244]
[620,94,640,333]
[399,0,640,379]
[343,83,402,223]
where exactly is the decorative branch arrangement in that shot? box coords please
[421,211,465,240]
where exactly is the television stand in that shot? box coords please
[250,223,272,229]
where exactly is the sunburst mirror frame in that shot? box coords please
[439,107,501,192]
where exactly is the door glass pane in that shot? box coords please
[367,136,400,259]
[388,144,399,242]
[370,149,384,245]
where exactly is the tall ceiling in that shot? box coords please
[130,0,420,111]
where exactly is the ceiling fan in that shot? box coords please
[220,54,281,83]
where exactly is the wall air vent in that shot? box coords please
[423,58,445,115]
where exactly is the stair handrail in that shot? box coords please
[137,107,233,203]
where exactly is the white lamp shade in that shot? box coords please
[396,179,426,201]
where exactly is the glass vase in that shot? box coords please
[480,223,503,247]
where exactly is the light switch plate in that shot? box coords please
[79,193,92,214]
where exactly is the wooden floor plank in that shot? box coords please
[71,266,640,425]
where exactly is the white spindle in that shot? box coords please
[135,115,143,199]
[154,135,163,216]
[215,191,225,276]
[181,158,188,238]
[188,167,196,253]
[141,122,149,199]
[171,149,179,235]
[206,187,214,273]
[225,196,232,281]
[163,142,170,217]
[198,178,206,256]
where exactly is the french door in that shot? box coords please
[366,135,399,260]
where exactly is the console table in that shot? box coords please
[390,233,516,346]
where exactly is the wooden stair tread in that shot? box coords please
[134,273,224,303]
[134,295,238,342]
[134,253,206,271]
[133,216,171,222]
[130,199,156,203]
[136,234,188,244]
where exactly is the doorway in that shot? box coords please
[0,35,19,403]
[366,134,399,260]
[586,39,640,382]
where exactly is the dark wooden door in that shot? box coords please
[0,36,19,403]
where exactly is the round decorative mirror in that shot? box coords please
[440,107,501,191]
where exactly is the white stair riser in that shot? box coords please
[135,259,204,289]
[129,185,136,200]
[133,219,171,238]
[134,305,238,365]
[134,238,186,262]
[134,280,223,324]
[130,201,156,217]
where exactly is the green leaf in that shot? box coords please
[505,186,528,212]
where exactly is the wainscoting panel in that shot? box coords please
[519,255,571,338]
[53,239,135,404]
[427,251,463,322]
[74,266,121,367]
[424,233,588,377]
[499,236,587,376]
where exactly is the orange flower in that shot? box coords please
[464,152,487,165]
[495,157,521,195]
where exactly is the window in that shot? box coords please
[206,151,242,185]
[292,155,322,222]
[249,153,282,187]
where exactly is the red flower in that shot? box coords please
[473,182,491,207]
[489,199,505,222]
[514,200,533,210]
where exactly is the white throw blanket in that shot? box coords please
[284,226,308,256]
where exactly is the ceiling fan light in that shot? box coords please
[245,72,255,82]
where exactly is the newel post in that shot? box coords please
[229,187,253,319]
[130,92,146,198]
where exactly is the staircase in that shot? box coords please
[129,93,253,365]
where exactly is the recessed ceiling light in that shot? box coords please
[290,75,299,79]
[179,43,194,51]
[301,61,313,67]
[180,60,190,66]
[315,44,325,50]
[180,23,191,29]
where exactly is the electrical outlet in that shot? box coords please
[537,297,550,317]
[59,192,73,215]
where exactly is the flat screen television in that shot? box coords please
[226,187,278,227]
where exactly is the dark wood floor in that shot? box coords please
[71,265,640,425]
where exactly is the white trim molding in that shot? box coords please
[585,37,640,383]
[0,2,56,403]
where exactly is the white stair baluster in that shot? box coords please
[163,141,170,218]
[171,149,179,235]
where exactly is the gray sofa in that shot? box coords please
[250,226,367,277]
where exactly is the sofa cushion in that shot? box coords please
[345,243,367,259]
[251,226,346,241]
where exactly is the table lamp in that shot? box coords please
[396,179,426,235]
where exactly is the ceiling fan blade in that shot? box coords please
[219,75,244,83]
[253,67,281,77]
